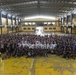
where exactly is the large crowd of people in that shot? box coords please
[0,33,76,59]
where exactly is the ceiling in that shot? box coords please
[0,0,76,18]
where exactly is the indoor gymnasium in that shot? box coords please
[0,0,76,75]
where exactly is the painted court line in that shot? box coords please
[29,58,35,75]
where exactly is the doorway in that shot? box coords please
[35,26,44,35]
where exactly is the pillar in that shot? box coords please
[15,17,16,25]
[0,12,2,34]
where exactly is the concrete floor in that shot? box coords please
[0,55,76,75]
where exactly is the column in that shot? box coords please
[11,16,13,25]
[14,17,16,33]
[15,17,17,32]
[70,14,73,34]
[66,15,68,33]
[16,17,18,25]
[66,15,68,24]
[6,14,9,33]
[15,17,16,25]
[71,14,73,25]
[0,12,2,25]
[63,17,65,25]
[58,19,60,26]
[61,18,62,26]
[0,12,2,34]
[61,18,63,32]
[6,14,8,25]
[10,16,13,33]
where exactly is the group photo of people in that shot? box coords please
[0,33,76,59]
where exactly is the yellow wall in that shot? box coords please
[19,25,61,33]
[2,27,7,34]
[43,26,61,32]
[8,19,11,25]
[63,21,66,25]
[72,27,76,34]
[2,18,6,25]
[2,18,18,25]
[0,28,1,34]
[64,27,67,33]
[55,22,58,26]
[56,26,61,32]
[62,26,76,34]
[55,17,58,26]
[19,25,36,32]
[72,18,76,34]
[13,20,15,25]
[72,18,76,23]
[16,20,18,25]
[68,22,71,24]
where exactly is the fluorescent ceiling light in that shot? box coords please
[29,22,32,25]
[25,15,55,20]
[44,22,47,24]
[52,22,55,25]
[25,22,28,25]
[48,22,51,25]
[32,22,35,25]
